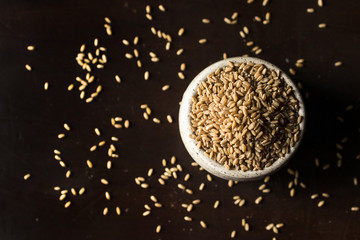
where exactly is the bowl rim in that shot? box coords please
[178,56,306,181]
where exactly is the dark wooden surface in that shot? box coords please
[0,0,360,239]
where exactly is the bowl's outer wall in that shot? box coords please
[178,57,306,181]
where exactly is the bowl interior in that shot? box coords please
[178,56,306,181]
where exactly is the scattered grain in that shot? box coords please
[103,207,109,215]
[125,53,133,59]
[180,63,186,71]
[276,223,284,228]
[254,16,262,22]
[351,206,359,212]
[146,5,151,13]
[258,184,266,191]
[231,12,238,19]
[239,31,246,38]
[266,223,274,230]
[334,61,342,67]
[171,156,176,164]
[322,193,330,198]
[104,17,111,24]
[264,176,271,183]
[323,164,330,170]
[318,200,325,207]
[43,82,49,90]
[59,194,66,201]
[243,26,249,35]
[164,115,173,124]
[178,28,185,36]
[150,195,158,202]
[224,17,232,24]
[27,45,35,51]
[255,196,263,204]
[141,183,149,189]
[158,4,166,11]
[101,178,109,185]
[142,210,151,216]
[315,158,320,167]
[79,187,85,195]
[187,204,193,212]
[71,188,77,196]
[289,68,296,75]
[162,85,170,91]
[184,216,192,221]
[290,188,295,197]
[186,188,193,194]
[165,42,171,50]
[202,18,210,24]
[154,203,162,208]
[178,72,185,79]
[116,206,121,215]
[58,133,65,139]
[133,36,139,45]
[311,193,319,199]
[90,145,97,152]
[245,223,250,231]
[61,190,68,194]
[198,38,207,44]
[307,8,315,13]
[64,201,71,208]
[142,71,150,81]
[86,160,93,168]
[265,12,271,21]
[158,178,165,185]
[176,49,184,55]
[105,191,111,200]
[25,64,32,71]
[124,120,130,128]
[151,57,159,62]
[177,164,183,172]
[196,220,206,230]
[24,173,31,180]
[115,75,121,83]
[146,14,152,21]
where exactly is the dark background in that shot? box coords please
[0,0,359,239]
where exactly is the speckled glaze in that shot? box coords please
[179,57,306,181]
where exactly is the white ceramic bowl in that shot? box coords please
[179,56,306,181]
